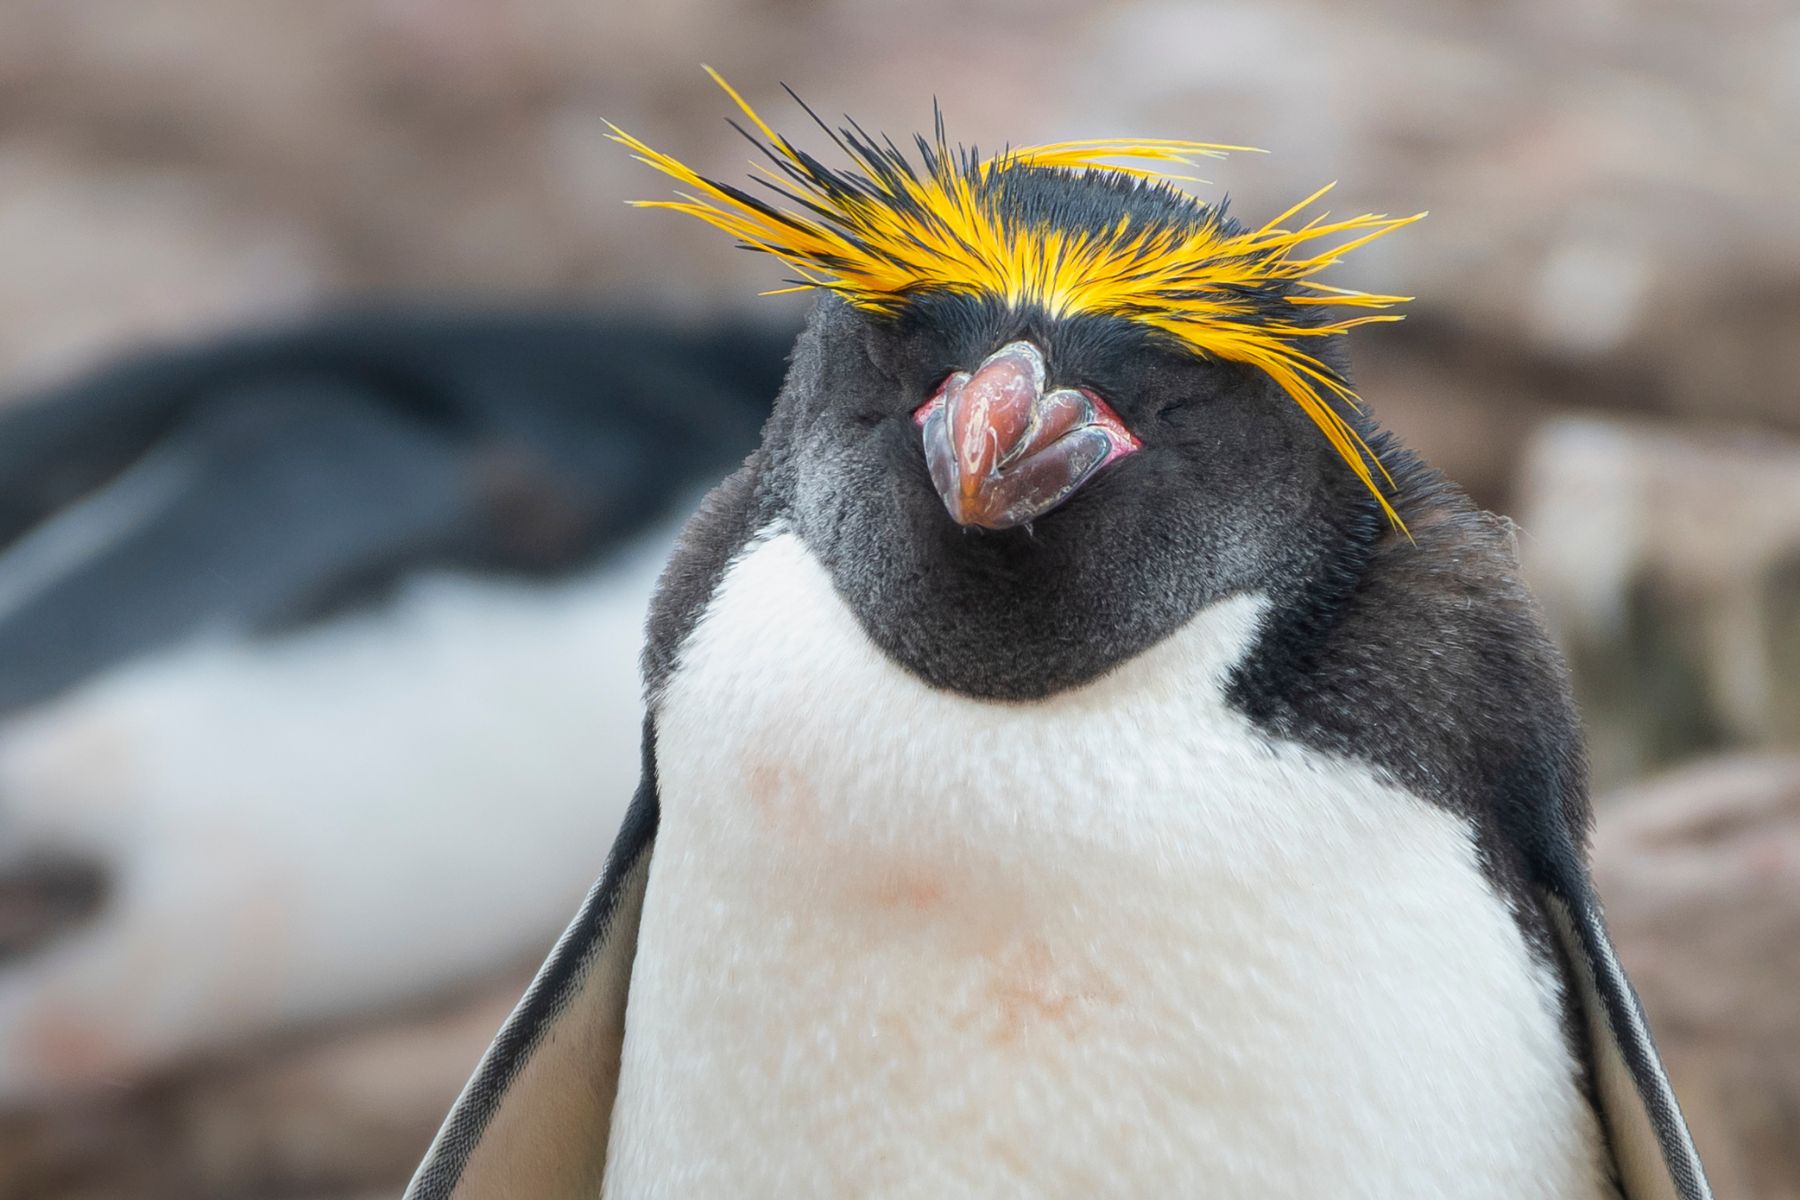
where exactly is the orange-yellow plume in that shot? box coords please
[608,70,1424,526]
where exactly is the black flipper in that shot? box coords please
[405,452,774,1197]
[1221,451,1714,1197]
[1540,881,1713,1200]
[405,721,661,1200]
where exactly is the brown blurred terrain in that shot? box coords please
[0,0,1796,1195]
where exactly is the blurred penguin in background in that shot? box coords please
[0,306,785,1100]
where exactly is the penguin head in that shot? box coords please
[613,77,1420,698]
[769,272,1381,700]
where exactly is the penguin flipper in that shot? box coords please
[1539,885,1712,1200]
[405,729,660,1200]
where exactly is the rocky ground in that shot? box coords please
[1,0,1795,1195]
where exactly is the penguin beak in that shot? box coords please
[913,341,1140,530]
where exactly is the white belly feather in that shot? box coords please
[607,529,1613,1198]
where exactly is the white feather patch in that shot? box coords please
[607,528,1616,1198]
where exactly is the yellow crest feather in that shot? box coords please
[608,70,1424,527]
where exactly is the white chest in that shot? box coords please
[606,530,1612,1198]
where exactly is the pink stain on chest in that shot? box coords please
[735,756,1123,1055]
[744,759,822,835]
[867,862,948,912]
[970,937,1124,1048]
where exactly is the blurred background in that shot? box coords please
[0,0,1796,1196]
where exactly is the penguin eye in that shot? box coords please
[914,369,955,408]
[911,371,955,427]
